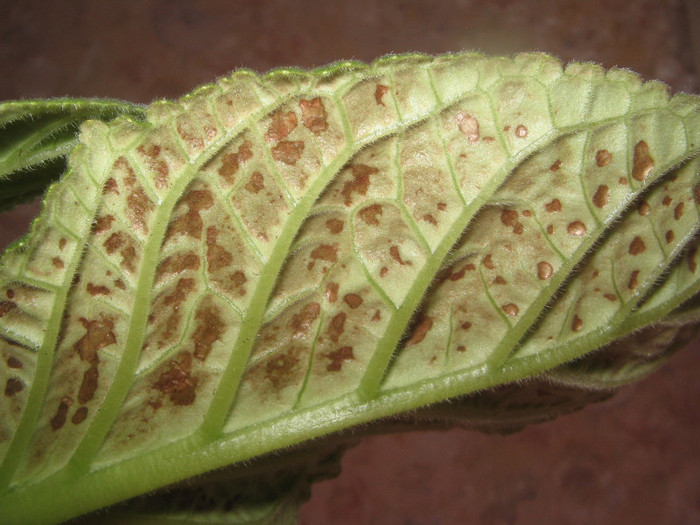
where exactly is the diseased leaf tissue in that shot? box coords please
[0,52,699,524]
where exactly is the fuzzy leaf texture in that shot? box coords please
[0,53,699,524]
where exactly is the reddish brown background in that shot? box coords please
[1,2,699,524]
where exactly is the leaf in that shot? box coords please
[0,98,146,212]
[0,53,698,523]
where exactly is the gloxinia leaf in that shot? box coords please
[0,53,699,524]
[0,98,146,211]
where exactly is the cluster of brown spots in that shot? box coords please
[153,352,198,406]
[167,189,214,240]
[537,261,553,280]
[103,232,138,273]
[74,316,115,406]
[638,201,651,216]
[514,125,528,138]
[328,312,346,342]
[389,245,411,266]
[628,236,646,255]
[628,270,640,290]
[326,218,344,234]
[291,302,321,338]
[549,160,562,171]
[125,181,155,234]
[359,204,383,225]
[263,348,302,388]
[308,244,338,271]
[500,209,524,235]
[157,253,201,277]
[218,140,253,184]
[502,303,519,317]
[50,397,73,431]
[326,282,339,303]
[245,172,265,194]
[87,283,110,296]
[7,356,22,369]
[375,84,390,105]
[596,149,613,167]
[632,140,654,182]
[571,315,583,332]
[344,293,363,309]
[326,346,354,372]
[341,164,378,206]
[52,257,64,269]
[155,278,197,347]
[104,177,119,195]
[593,185,610,209]
[665,230,675,243]
[604,293,618,302]
[545,199,562,213]
[483,254,495,270]
[206,227,234,272]
[299,98,328,134]
[137,145,169,189]
[456,112,480,144]
[271,140,305,165]
[92,215,115,234]
[406,316,433,346]
[266,110,298,142]
[4,377,23,397]
[71,407,88,425]
[567,221,587,236]
[687,246,697,273]
[192,301,225,361]
[674,202,685,220]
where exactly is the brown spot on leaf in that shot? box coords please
[493,276,506,285]
[311,244,338,264]
[50,397,72,431]
[390,245,411,265]
[245,172,265,194]
[5,290,14,299]
[87,283,110,296]
[375,84,389,105]
[674,202,684,220]
[546,224,554,235]
[326,282,339,303]
[4,377,23,397]
[327,346,354,372]
[137,145,169,189]
[629,236,646,255]
[326,218,344,234]
[567,221,587,236]
[688,246,697,273]
[632,140,654,182]
[344,293,363,309]
[104,177,119,194]
[78,364,99,404]
[104,232,125,255]
[291,302,321,337]
[604,293,618,302]
[662,195,672,207]
[71,407,88,425]
[7,356,22,369]
[638,202,651,216]
[501,209,519,227]
[59,237,67,250]
[593,185,610,208]
[456,112,480,144]
[545,199,562,212]
[127,186,154,234]
[158,253,200,276]
[52,257,64,269]
[192,301,225,361]
[266,110,298,142]
[153,352,198,406]
[515,125,528,138]
[537,261,553,280]
[75,317,115,363]
[328,312,346,342]
[272,140,305,165]
[380,267,388,277]
[167,189,214,240]
[422,214,438,226]
[341,164,378,206]
[437,202,447,211]
[114,279,126,290]
[406,316,433,346]
[628,270,640,290]
[461,321,472,330]
[299,98,328,134]
[665,230,675,243]
[596,149,612,167]
[218,140,253,184]
[93,215,115,234]
[571,315,583,331]
[483,254,495,270]
[447,263,475,282]
[619,177,629,185]
[206,227,234,272]
[549,160,562,171]
[359,204,383,225]
[502,303,519,317]
[264,348,301,388]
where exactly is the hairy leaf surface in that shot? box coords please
[0,53,699,523]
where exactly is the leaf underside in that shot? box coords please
[0,52,699,524]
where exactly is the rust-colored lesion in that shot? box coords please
[166,189,214,240]
[593,185,610,208]
[271,140,305,165]
[205,227,233,272]
[405,316,433,346]
[50,397,73,431]
[456,112,480,144]
[596,149,613,167]
[358,204,383,225]
[325,346,354,372]
[374,84,389,106]
[86,283,110,296]
[628,236,646,255]
[266,110,298,142]
[157,252,201,279]
[325,218,344,234]
[102,231,139,273]
[4,377,23,397]
[343,293,363,309]
[327,312,346,342]
[389,245,411,266]
[244,172,265,194]
[218,140,253,184]
[341,164,378,206]
[299,98,328,134]
[631,140,654,182]
[290,302,321,338]
[545,198,562,212]
[192,299,225,362]
[152,352,198,406]
[137,144,170,189]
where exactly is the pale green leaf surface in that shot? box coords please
[0,53,698,524]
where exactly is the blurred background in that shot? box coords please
[1,1,699,523]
